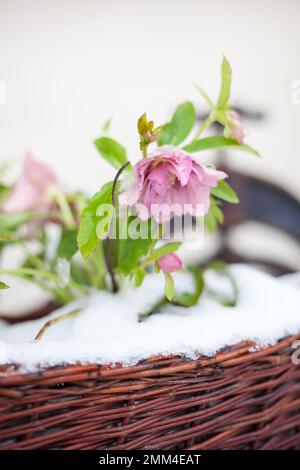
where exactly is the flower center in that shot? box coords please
[168,172,177,187]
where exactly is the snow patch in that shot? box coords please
[1,264,300,370]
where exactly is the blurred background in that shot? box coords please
[0,0,300,314]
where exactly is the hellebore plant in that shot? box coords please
[0,58,259,319]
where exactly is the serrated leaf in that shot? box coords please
[57,229,78,260]
[94,136,128,170]
[184,136,260,157]
[158,102,196,146]
[211,180,239,204]
[77,181,113,258]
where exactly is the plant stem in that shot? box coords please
[104,243,118,293]
[193,115,214,141]
[0,269,74,304]
[51,189,76,229]
[0,267,89,299]
[112,161,130,207]
[138,297,166,322]
[0,267,57,281]
[34,308,81,341]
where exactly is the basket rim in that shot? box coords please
[0,333,298,386]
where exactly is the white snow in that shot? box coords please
[1,264,300,370]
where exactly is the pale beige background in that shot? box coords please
[0,0,300,315]
[0,0,299,195]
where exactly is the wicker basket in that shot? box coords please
[0,333,300,450]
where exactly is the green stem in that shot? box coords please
[0,267,57,281]
[193,115,214,141]
[112,161,130,207]
[138,296,166,322]
[51,189,76,229]
[0,269,73,304]
[0,267,89,298]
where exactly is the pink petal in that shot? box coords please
[119,182,140,206]
[25,153,57,187]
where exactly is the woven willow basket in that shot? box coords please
[0,333,300,450]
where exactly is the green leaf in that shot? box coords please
[94,136,128,170]
[204,197,224,234]
[184,136,260,157]
[0,281,9,289]
[132,269,146,287]
[211,180,239,204]
[204,211,217,234]
[0,184,9,203]
[164,272,175,301]
[158,123,172,146]
[172,266,205,307]
[70,260,89,286]
[118,219,155,275]
[57,229,78,260]
[158,102,196,146]
[216,56,232,110]
[77,181,114,258]
[213,201,224,223]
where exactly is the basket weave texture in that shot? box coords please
[0,334,300,450]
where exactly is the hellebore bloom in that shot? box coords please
[2,153,58,214]
[157,252,182,273]
[226,110,244,144]
[119,146,227,223]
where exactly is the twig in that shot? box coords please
[34,309,81,342]
[104,242,119,293]
[112,161,130,207]
[103,161,130,293]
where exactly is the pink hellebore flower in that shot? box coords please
[157,253,182,273]
[226,110,244,144]
[119,146,227,223]
[2,153,57,214]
